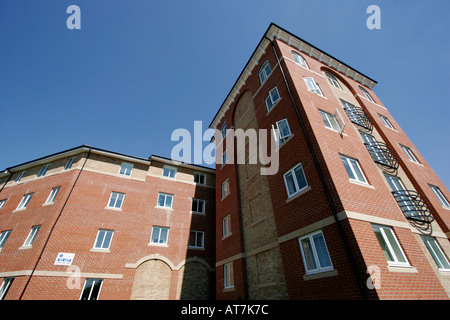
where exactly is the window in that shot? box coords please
[221,121,227,139]
[150,226,169,245]
[292,51,308,68]
[194,172,206,185]
[221,150,228,167]
[265,87,280,112]
[274,118,292,146]
[162,165,177,178]
[372,224,409,266]
[192,198,205,213]
[259,61,271,84]
[80,279,103,300]
[429,185,450,208]
[0,230,12,249]
[45,187,60,204]
[320,110,344,133]
[15,171,25,183]
[0,277,14,300]
[157,192,173,208]
[379,115,394,129]
[304,77,323,96]
[325,72,341,89]
[298,230,333,274]
[17,193,33,210]
[360,132,389,166]
[222,179,230,199]
[107,192,125,209]
[341,100,365,127]
[119,162,133,176]
[283,163,308,198]
[340,155,367,184]
[189,230,204,248]
[93,229,114,250]
[385,174,419,218]
[359,86,374,102]
[421,236,450,271]
[37,164,49,177]
[223,215,231,237]
[224,262,234,288]
[64,157,75,170]
[400,145,419,163]
[0,199,6,210]
[23,225,40,247]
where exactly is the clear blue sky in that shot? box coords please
[0,0,449,188]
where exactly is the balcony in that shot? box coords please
[391,190,434,223]
[364,141,399,169]
[343,104,373,131]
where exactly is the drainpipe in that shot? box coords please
[19,148,92,300]
[266,37,368,300]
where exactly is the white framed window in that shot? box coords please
[265,86,281,112]
[37,164,49,177]
[222,179,230,199]
[15,171,25,183]
[23,225,40,247]
[298,230,333,274]
[221,121,227,139]
[17,193,33,210]
[189,230,204,249]
[107,192,125,209]
[64,157,75,170]
[191,198,205,214]
[80,279,103,300]
[194,172,206,185]
[359,86,374,102]
[162,165,177,178]
[223,215,231,238]
[292,51,308,69]
[0,199,6,210]
[259,61,271,84]
[0,230,12,249]
[319,110,345,133]
[429,185,450,208]
[119,162,133,176]
[379,115,394,129]
[325,72,341,89]
[400,145,419,164]
[45,187,60,204]
[273,118,292,146]
[283,163,308,198]
[157,192,173,208]
[372,224,409,267]
[304,77,323,96]
[221,150,228,167]
[421,236,450,271]
[150,226,169,245]
[340,155,367,184]
[224,262,234,288]
[93,229,114,250]
[0,277,14,300]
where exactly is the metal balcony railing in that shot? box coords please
[364,141,399,169]
[391,190,434,223]
[343,105,373,131]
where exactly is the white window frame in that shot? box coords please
[119,162,133,176]
[0,230,12,249]
[221,121,227,139]
[259,61,271,84]
[372,224,410,267]
[0,199,6,210]
[23,225,40,247]
[224,262,234,289]
[379,115,394,129]
[15,171,25,183]
[273,118,292,147]
[359,86,374,102]
[80,278,103,300]
[222,179,230,199]
[340,155,368,184]
[17,193,33,210]
[325,72,341,89]
[194,172,206,185]
[222,215,231,238]
[304,77,323,96]
[0,277,14,300]
[37,164,49,177]
[93,229,114,250]
[421,236,450,271]
[265,86,281,112]
[319,110,344,133]
[292,51,308,69]
[191,198,205,214]
[107,192,125,209]
[150,226,169,245]
[64,157,75,170]
[283,163,308,198]
[429,185,450,208]
[45,187,60,204]
[221,149,228,168]
[162,165,177,178]
[298,230,334,275]
[400,145,419,164]
[157,192,173,208]
[188,230,204,249]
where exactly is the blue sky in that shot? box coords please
[0,0,449,187]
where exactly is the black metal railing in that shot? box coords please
[391,190,434,223]
[364,141,399,169]
[343,105,373,131]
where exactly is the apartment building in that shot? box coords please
[211,23,450,300]
[0,145,215,300]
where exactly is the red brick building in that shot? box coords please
[0,145,215,300]
[211,23,450,300]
